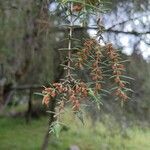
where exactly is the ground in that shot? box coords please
[0,112,150,150]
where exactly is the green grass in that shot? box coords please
[0,113,150,150]
[0,116,48,150]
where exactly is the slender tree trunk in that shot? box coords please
[41,98,56,150]
[41,49,64,150]
[26,89,33,123]
[40,0,64,148]
[0,79,6,109]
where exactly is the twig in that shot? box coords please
[107,13,150,30]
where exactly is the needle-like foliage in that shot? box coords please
[42,0,132,137]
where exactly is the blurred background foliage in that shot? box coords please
[0,0,150,149]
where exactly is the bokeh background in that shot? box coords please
[0,0,150,150]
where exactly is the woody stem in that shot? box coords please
[67,3,73,79]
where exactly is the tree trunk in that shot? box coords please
[0,78,6,109]
[26,89,33,123]
[41,98,56,150]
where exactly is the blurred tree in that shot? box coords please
[0,0,55,86]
